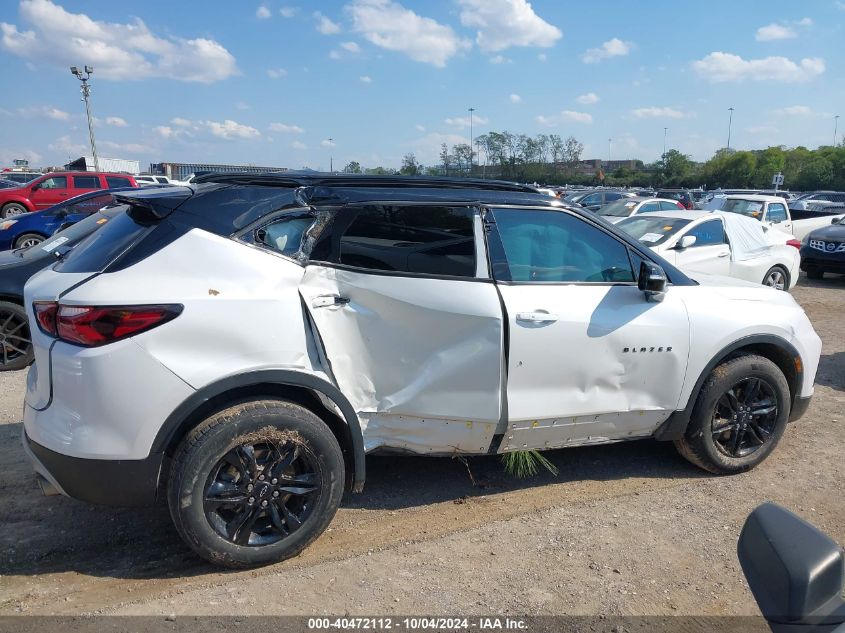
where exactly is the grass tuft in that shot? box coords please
[501,449,559,478]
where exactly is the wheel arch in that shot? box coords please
[654,334,803,441]
[153,370,366,492]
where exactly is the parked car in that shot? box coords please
[598,196,685,223]
[617,211,800,290]
[789,191,845,212]
[0,204,127,371]
[739,503,845,632]
[800,216,845,280]
[0,171,41,184]
[566,189,636,211]
[23,174,820,568]
[655,189,694,209]
[706,194,845,241]
[0,188,134,250]
[0,171,138,218]
[0,179,22,189]
[135,174,176,186]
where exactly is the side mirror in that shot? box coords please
[676,235,697,249]
[738,503,845,631]
[833,217,843,225]
[637,261,667,302]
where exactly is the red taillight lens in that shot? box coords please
[33,301,58,336]
[56,304,183,347]
[786,239,801,250]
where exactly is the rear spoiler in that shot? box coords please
[113,186,194,220]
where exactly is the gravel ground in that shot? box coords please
[0,273,842,619]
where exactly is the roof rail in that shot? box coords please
[192,171,541,194]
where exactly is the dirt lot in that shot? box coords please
[0,274,843,619]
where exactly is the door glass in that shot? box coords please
[254,214,315,257]
[492,209,635,282]
[38,176,67,189]
[639,202,661,213]
[767,203,787,222]
[335,206,476,277]
[581,193,602,206]
[659,201,681,210]
[73,175,99,189]
[685,220,725,246]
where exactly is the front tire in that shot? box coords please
[762,265,789,290]
[806,268,824,280]
[167,399,345,568]
[0,301,33,371]
[1,202,28,219]
[14,232,45,249]
[674,354,790,474]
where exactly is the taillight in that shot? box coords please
[33,301,58,336]
[786,239,801,250]
[33,304,182,347]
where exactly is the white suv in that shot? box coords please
[22,175,821,568]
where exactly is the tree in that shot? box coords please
[342,160,362,174]
[439,143,450,175]
[662,149,694,185]
[452,144,472,173]
[562,136,584,167]
[400,152,421,176]
[548,134,564,164]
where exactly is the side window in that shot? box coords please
[68,194,114,215]
[106,176,132,188]
[605,192,623,202]
[581,193,602,206]
[659,201,681,211]
[491,209,635,283]
[73,175,100,189]
[335,206,476,277]
[686,220,726,246]
[639,202,661,213]
[39,176,67,189]
[254,214,314,257]
[767,203,787,222]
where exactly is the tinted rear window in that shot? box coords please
[106,176,133,188]
[53,209,151,273]
[22,208,124,261]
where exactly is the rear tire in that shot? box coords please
[1,202,28,219]
[674,354,790,474]
[0,301,33,371]
[167,399,345,568]
[762,265,789,290]
[14,233,45,250]
[806,268,824,280]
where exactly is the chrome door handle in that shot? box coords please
[311,295,350,308]
[516,311,559,323]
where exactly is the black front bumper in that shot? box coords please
[800,249,845,274]
[23,430,163,507]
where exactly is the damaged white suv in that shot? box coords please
[22,174,821,568]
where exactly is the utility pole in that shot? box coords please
[327,138,333,172]
[468,107,475,175]
[663,127,668,167]
[835,115,840,147]
[727,107,735,151]
[608,138,612,164]
[70,66,100,172]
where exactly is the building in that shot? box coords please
[150,162,288,181]
[65,156,141,174]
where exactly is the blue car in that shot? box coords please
[0,187,135,250]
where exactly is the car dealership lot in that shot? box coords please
[0,274,842,618]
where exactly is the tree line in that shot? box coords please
[341,131,845,192]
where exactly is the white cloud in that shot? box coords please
[1,0,237,83]
[256,5,271,19]
[445,115,489,128]
[279,6,297,18]
[170,117,192,127]
[537,53,547,62]
[692,52,825,82]
[509,93,522,103]
[236,101,251,110]
[576,92,599,105]
[329,50,342,60]
[489,54,510,64]
[837,1,845,10]
[755,23,796,41]
[99,140,151,154]
[314,11,341,34]
[581,38,632,63]
[631,106,691,119]
[48,134,86,155]
[105,116,127,127]
[291,140,307,150]
[797,17,812,26]
[269,122,304,133]
[360,75,372,83]
[415,124,426,132]
[536,110,593,125]
[773,105,822,117]
[340,41,361,53]
[347,0,470,67]
[0,147,41,165]
[267,67,288,78]
[456,0,561,52]
[5,105,70,120]
[321,139,336,147]
[154,125,174,138]
[205,119,260,140]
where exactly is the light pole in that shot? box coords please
[835,115,840,147]
[70,66,100,172]
[327,137,333,172]
[468,107,475,175]
[608,138,612,164]
[727,107,735,151]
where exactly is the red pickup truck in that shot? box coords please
[0,171,138,218]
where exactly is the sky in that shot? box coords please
[1,0,844,171]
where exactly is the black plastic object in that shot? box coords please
[738,502,845,632]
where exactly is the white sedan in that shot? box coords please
[617,211,800,290]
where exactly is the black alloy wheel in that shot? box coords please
[203,439,320,547]
[711,377,779,458]
[0,302,33,371]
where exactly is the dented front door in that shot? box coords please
[300,265,504,455]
